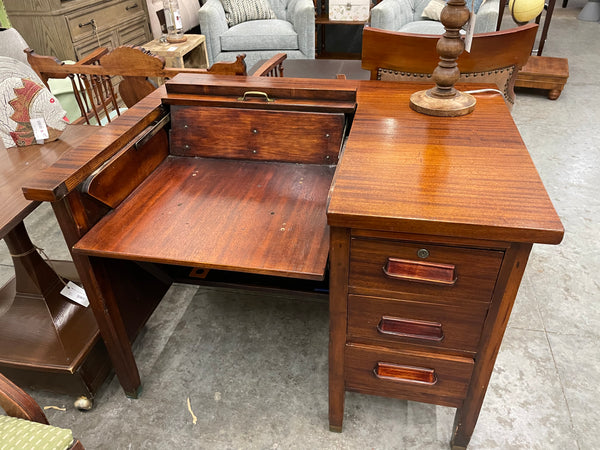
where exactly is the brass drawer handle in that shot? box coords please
[382,257,457,286]
[377,316,444,341]
[126,3,139,10]
[373,362,437,385]
[237,91,274,102]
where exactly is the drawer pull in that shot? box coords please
[373,362,437,385]
[126,3,139,10]
[377,316,443,341]
[382,258,457,286]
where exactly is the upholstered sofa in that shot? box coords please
[370,0,500,35]
[199,0,314,69]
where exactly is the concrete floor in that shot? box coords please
[1,4,599,449]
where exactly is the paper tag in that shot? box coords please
[464,11,476,53]
[167,46,178,51]
[30,117,49,143]
[61,281,90,307]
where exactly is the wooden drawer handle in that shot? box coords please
[382,258,457,286]
[373,362,437,385]
[377,316,443,341]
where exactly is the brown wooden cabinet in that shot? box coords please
[4,0,151,61]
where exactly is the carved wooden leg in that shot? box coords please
[450,243,532,448]
[548,89,562,100]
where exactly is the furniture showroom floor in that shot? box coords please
[1,4,598,449]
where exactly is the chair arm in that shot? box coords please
[199,0,229,64]
[287,0,316,58]
[0,373,49,424]
[474,0,500,33]
[370,0,414,31]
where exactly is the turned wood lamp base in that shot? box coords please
[410,88,476,117]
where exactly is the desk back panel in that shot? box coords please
[169,106,345,164]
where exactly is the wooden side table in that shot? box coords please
[142,34,208,69]
[515,55,569,100]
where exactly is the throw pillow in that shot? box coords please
[220,0,276,27]
[422,0,485,20]
[0,57,68,148]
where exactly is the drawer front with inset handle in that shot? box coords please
[348,294,488,353]
[349,238,504,304]
[345,343,474,407]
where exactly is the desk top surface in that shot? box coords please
[22,75,564,246]
[0,124,95,238]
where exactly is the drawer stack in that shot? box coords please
[344,235,504,407]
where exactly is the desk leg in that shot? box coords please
[328,227,350,431]
[450,243,532,449]
[74,254,142,398]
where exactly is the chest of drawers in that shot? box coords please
[4,0,152,61]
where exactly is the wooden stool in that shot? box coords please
[515,55,569,100]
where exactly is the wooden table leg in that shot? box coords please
[0,221,110,402]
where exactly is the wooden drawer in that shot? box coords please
[67,1,145,42]
[349,238,504,304]
[348,294,488,354]
[345,343,474,407]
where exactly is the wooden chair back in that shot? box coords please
[251,53,287,77]
[26,46,249,125]
[361,24,538,107]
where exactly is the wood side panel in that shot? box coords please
[85,129,169,208]
[169,106,344,164]
[22,93,165,202]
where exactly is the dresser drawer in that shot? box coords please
[348,294,488,354]
[345,343,473,407]
[67,1,145,42]
[349,238,504,304]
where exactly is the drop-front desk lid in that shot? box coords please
[73,75,358,281]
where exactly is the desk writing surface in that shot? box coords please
[73,156,334,280]
[327,81,564,245]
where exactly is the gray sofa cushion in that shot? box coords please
[399,20,447,34]
[221,0,276,26]
[220,19,299,51]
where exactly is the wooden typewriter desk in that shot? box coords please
[23,75,563,449]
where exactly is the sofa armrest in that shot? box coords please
[370,0,414,31]
[288,0,316,58]
[199,0,229,64]
[473,0,500,33]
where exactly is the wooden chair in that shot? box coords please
[26,46,249,125]
[0,372,84,449]
[251,53,287,77]
[361,24,538,108]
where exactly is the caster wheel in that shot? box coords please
[74,396,93,411]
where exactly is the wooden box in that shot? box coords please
[329,0,370,21]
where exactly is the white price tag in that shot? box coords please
[30,117,49,143]
[168,46,178,51]
[61,281,90,307]
[464,11,476,53]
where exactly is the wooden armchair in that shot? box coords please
[361,24,538,108]
[26,46,249,126]
[0,372,84,449]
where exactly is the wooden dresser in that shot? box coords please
[4,0,151,61]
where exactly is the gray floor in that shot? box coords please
[1,5,599,449]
